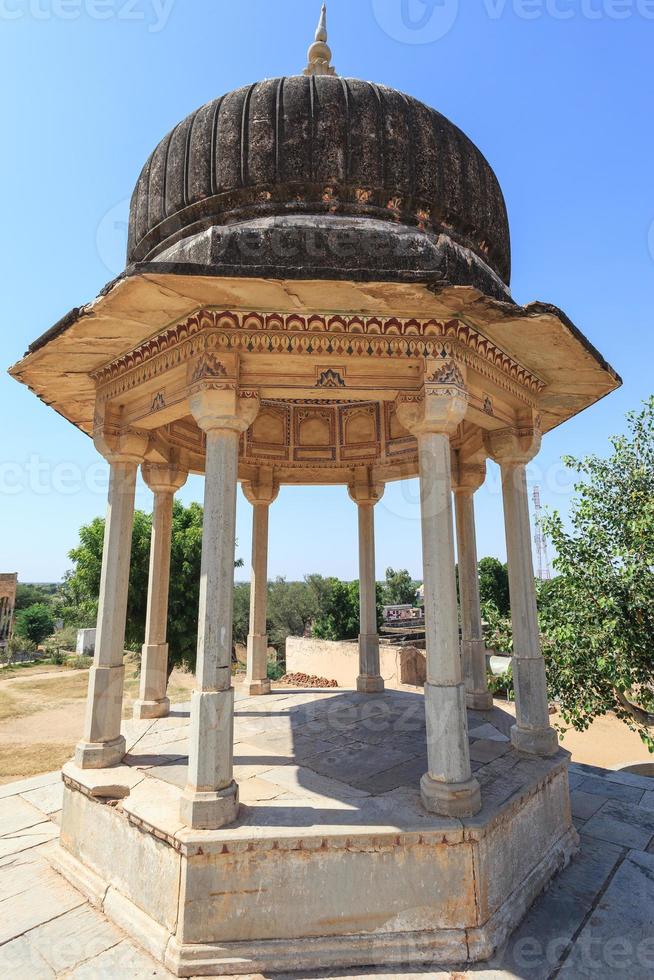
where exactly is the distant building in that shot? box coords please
[382,604,422,623]
[0,574,17,648]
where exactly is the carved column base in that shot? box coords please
[466,689,494,711]
[248,679,272,697]
[179,781,240,831]
[246,633,271,696]
[135,642,170,719]
[133,697,170,720]
[357,674,385,694]
[511,724,559,757]
[420,772,482,818]
[74,735,126,770]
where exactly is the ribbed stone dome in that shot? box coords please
[127,76,511,296]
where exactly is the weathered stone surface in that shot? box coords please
[0,821,59,859]
[60,785,181,932]
[0,796,47,836]
[474,834,624,979]
[127,78,511,301]
[557,849,654,979]
[18,903,122,974]
[69,939,170,978]
[0,934,55,978]
[0,867,83,944]
[20,780,64,816]
[570,789,607,821]
[576,773,645,804]
[583,799,654,851]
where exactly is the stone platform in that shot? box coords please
[49,688,577,976]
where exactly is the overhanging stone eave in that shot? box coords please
[8,269,620,438]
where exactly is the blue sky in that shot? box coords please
[1,0,652,583]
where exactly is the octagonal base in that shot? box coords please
[52,711,577,977]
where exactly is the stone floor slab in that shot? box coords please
[0,869,84,944]
[583,799,654,850]
[571,789,608,821]
[20,780,64,816]
[557,849,654,979]
[68,938,174,978]
[576,774,644,805]
[0,933,56,978]
[0,771,61,801]
[24,902,123,973]
[474,834,624,979]
[0,796,48,836]
[639,790,654,811]
[0,820,59,859]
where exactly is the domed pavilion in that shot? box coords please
[9,6,620,976]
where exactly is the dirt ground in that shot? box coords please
[0,665,651,782]
[0,661,195,783]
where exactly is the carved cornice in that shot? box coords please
[91,309,545,406]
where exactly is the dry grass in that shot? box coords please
[0,742,74,783]
[0,661,195,781]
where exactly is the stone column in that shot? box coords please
[180,359,259,830]
[133,464,188,720]
[453,456,493,711]
[486,425,558,757]
[348,471,385,693]
[243,471,279,696]
[75,429,147,769]
[397,360,481,818]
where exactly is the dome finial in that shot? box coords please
[304,3,336,77]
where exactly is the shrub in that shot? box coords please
[14,604,56,646]
[487,662,514,701]
[267,657,286,682]
[66,655,93,670]
[6,636,38,659]
[53,625,80,653]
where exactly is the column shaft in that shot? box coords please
[181,428,240,829]
[246,502,271,696]
[357,503,384,693]
[75,461,137,768]
[501,462,558,755]
[455,490,493,710]
[419,433,481,817]
[134,490,174,719]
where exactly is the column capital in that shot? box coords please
[141,463,188,495]
[190,387,260,434]
[452,458,487,495]
[242,468,279,506]
[348,467,384,506]
[187,350,260,434]
[94,425,149,465]
[395,357,468,437]
[485,422,541,466]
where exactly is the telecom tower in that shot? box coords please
[532,486,551,581]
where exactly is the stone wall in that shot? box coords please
[285,636,426,688]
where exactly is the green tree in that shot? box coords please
[541,398,654,749]
[382,568,417,606]
[15,583,54,611]
[311,577,384,641]
[63,501,244,674]
[268,576,321,651]
[14,603,55,646]
[478,557,510,617]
